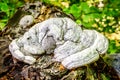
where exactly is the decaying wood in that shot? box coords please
[0,1,119,80]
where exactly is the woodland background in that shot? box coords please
[0,0,120,54]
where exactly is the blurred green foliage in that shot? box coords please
[62,0,120,54]
[0,0,24,30]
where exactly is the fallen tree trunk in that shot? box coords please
[0,1,119,80]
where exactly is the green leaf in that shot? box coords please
[0,3,9,12]
[108,40,118,54]
[3,0,9,3]
[76,19,82,24]
[82,15,90,23]
[0,22,6,30]
[69,4,81,18]
[82,14,95,23]
[80,2,90,14]
[92,13,101,19]
[0,3,9,16]
[101,73,110,80]
[90,6,99,13]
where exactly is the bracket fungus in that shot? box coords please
[9,17,108,69]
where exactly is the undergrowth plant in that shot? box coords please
[63,0,120,54]
[0,0,23,30]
